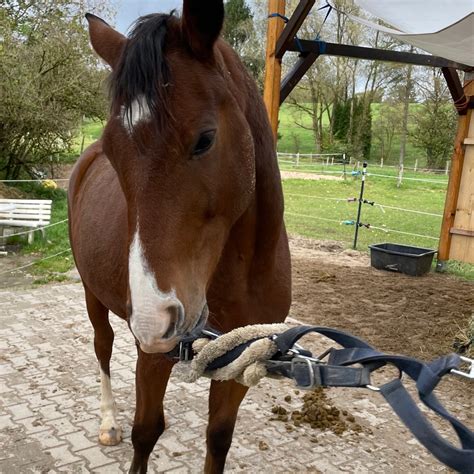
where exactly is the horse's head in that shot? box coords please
[86,1,257,353]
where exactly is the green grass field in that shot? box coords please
[69,120,104,158]
[282,177,445,249]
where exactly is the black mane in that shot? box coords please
[110,12,177,126]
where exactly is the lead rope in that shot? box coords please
[172,323,474,473]
[173,323,288,386]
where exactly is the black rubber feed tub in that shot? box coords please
[369,243,437,276]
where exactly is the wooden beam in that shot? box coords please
[280,52,319,104]
[275,0,315,59]
[287,40,473,71]
[263,0,286,144]
[442,67,468,115]
[450,228,474,237]
[438,74,474,266]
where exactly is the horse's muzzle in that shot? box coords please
[134,303,209,355]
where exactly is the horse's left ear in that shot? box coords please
[182,0,224,59]
[86,13,126,69]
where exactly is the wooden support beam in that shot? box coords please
[450,228,474,237]
[442,67,468,115]
[287,40,473,71]
[280,52,319,104]
[437,74,474,267]
[275,0,315,59]
[263,0,286,143]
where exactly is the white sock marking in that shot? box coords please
[99,367,119,434]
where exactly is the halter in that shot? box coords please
[168,324,474,473]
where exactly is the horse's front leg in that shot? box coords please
[205,379,249,474]
[129,349,174,474]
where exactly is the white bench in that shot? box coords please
[0,199,52,244]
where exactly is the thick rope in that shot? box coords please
[174,323,289,386]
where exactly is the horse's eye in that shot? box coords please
[192,130,216,157]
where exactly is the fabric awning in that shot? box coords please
[345,0,474,66]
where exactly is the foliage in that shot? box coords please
[411,71,457,169]
[372,102,402,162]
[333,101,350,140]
[223,0,253,49]
[222,0,263,84]
[0,0,112,180]
[332,97,371,159]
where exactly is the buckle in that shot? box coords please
[451,356,474,380]
[291,356,316,390]
[178,340,194,362]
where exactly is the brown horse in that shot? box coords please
[68,1,291,472]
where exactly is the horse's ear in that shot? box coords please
[85,13,126,69]
[182,0,224,59]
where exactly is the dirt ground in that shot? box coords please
[287,236,474,412]
[288,236,473,359]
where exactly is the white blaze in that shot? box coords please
[121,95,151,133]
[128,228,178,347]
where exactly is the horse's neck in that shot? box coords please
[219,42,285,262]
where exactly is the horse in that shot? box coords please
[68,1,291,472]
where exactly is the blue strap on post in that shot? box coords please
[268,12,289,23]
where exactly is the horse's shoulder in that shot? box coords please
[69,140,108,196]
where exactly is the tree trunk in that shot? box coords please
[398,46,415,187]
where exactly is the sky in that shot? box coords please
[115,0,182,34]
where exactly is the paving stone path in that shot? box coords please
[1,283,468,473]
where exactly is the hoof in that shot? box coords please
[99,426,122,446]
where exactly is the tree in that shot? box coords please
[0,1,112,179]
[372,101,403,163]
[222,0,264,83]
[223,0,253,49]
[411,70,457,169]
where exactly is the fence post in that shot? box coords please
[445,160,449,175]
[296,152,300,167]
[380,157,383,168]
[353,162,368,249]
[397,163,404,187]
[331,156,334,165]
[414,159,418,173]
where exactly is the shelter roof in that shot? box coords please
[344,0,474,66]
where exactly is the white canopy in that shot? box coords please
[347,0,474,66]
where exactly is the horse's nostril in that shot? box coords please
[162,303,184,339]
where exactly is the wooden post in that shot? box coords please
[437,73,474,268]
[445,160,449,175]
[263,0,286,144]
[437,109,472,265]
[414,159,418,173]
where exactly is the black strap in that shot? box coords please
[272,326,474,473]
[266,359,372,388]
